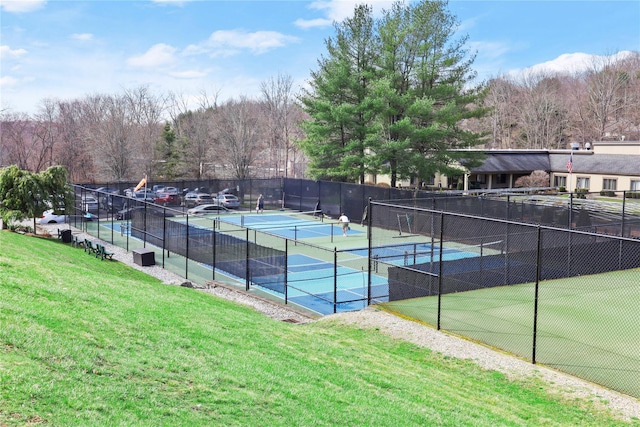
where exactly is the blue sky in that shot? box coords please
[1,0,639,115]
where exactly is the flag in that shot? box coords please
[133,175,147,192]
[566,152,573,173]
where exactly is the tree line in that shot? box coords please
[1,0,638,187]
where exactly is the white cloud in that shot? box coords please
[298,0,393,28]
[0,45,28,58]
[150,0,192,5]
[513,51,636,76]
[70,33,93,41]
[185,30,300,57]
[127,43,177,68]
[294,18,332,30]
[0,75,20,87]
[467,41,510,60]
[169,69,209,79]
[0,0,46,13]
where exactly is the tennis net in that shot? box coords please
[371,240,504,264]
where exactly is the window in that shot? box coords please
[554,176,567,187]
[576,177,590,190]
[602,178,617,191]
[495,174,507,184]
[631,180,640,191]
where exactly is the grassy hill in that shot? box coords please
[1,230,637,426]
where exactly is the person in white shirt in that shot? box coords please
[338,213,349,236]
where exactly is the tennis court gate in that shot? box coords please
[369,201,640,301]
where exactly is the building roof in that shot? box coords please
[470,153,550,174]
[466,149,640,176]
[549,153,640,176]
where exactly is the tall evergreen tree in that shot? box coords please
[299,0,489,186]
[375,0,489,187]
[299,4,380,182]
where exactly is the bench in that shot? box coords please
[72,235,84,248]
[84,239,97,254]
[95,244,114,260]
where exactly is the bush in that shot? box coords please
[625,192,640,199]
[575,188,588,199]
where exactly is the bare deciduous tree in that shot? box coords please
[513,72,567,149]
[260,73,298,177]
[514,170,550,188]
[212,97,265,180]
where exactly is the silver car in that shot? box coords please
[184,192,214,208]
[216,194,240,209]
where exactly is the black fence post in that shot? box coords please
[621,191,626,237]
[246,228,250,292]
[162,208,167,268]
[532,225,542,365]
[437,211,444,330]
[212,219,216,281]
[333,247,338,314]
[367,198,372,306]
[185,214,189,280]
[284,239,289,305]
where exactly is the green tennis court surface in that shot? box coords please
[382,268,640,398]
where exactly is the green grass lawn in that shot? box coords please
[1,230,638,426]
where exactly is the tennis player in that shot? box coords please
[338,213,349,236]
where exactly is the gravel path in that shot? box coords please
[37,223,640,421]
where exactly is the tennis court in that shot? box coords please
[349,240,502,266]
[217,211,365,240]
[253,253,389,315]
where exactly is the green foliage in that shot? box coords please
[626,191,640,199]
[299,0,489,186]
[0,165,73,229]
[155,122,182,179]
[575,188,588,199]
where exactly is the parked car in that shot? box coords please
[39,209,67,224]
[154,192,181,206]
[81,196,99,213]
[216,194,240,209]
[184,192,214,208]
[193,187,211,194]
[163,186,179,194]
[132,191,156,202]
[187,204,229,215]
[152,185,165,192]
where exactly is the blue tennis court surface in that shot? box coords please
[255,253,388,315]
[350,243,481,266]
